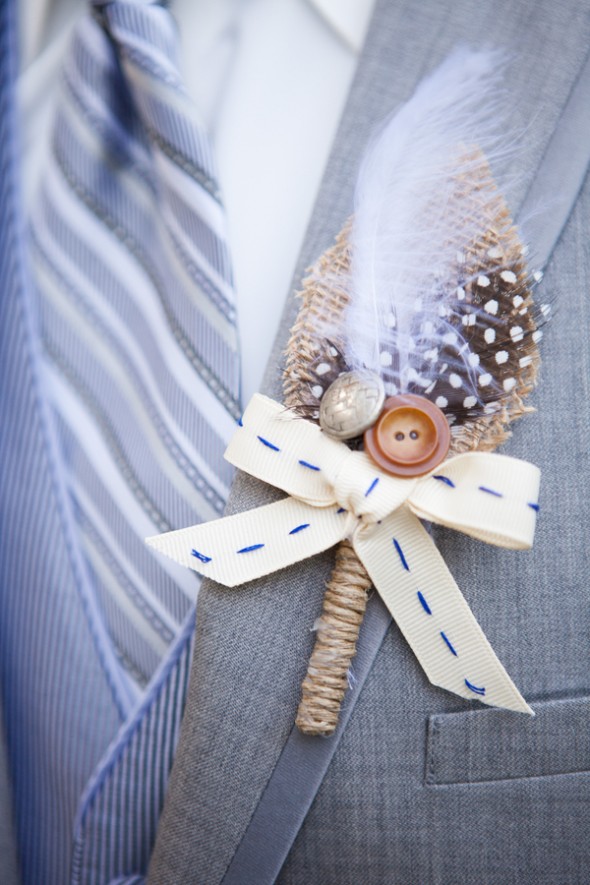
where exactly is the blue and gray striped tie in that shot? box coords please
[10,0,240,880]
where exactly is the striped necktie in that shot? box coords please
[16,0,240,880]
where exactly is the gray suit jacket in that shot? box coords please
[149,1,590,882]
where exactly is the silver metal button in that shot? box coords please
[319,370,385,440]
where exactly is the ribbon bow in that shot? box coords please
[148,395,541,713]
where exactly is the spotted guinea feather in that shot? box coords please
[388,165,549,427]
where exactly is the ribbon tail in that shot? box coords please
[146,498,347,587]
[354,509,533,714]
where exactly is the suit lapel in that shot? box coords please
[149,1,590,882]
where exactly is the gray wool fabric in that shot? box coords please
[148,1,590,883]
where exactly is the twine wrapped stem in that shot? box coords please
[295,540,372,735]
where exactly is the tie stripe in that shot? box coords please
[49,117,240,416]
[30,3,240,694]
[10,1,241,880]
[33,176,236,488]
[54,14,240,408]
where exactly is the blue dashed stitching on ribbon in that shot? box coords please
[465,679,486,696]
[393,539,410,571]
[365,477,379,497]
[414,582,491,696]
[336,507,347,514]
[257,435,280,451]
[433,475,455,488]
[528,502,540,512]
[479,486,503,497]
[417,591,432,614]
[299,460,320,471]
[237,544,265,554]
[289,523,310,535]
[440,631,458,656]
[191,549,212,563]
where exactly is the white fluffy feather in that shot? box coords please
[345,47,511,393]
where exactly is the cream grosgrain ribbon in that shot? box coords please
[147,395,541,714]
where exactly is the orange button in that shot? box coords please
[364,395,451,477]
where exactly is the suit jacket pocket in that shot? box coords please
[425,694,590,785]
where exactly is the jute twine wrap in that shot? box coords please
[284,169,540,736]
[295,540,372,734]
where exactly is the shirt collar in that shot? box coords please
[307,0,376,53]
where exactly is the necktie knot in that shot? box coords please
[90,0,178,70]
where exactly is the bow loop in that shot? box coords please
[225,396,346,507]
[408,452,540,549]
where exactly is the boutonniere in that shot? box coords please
[148,48,551,735]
